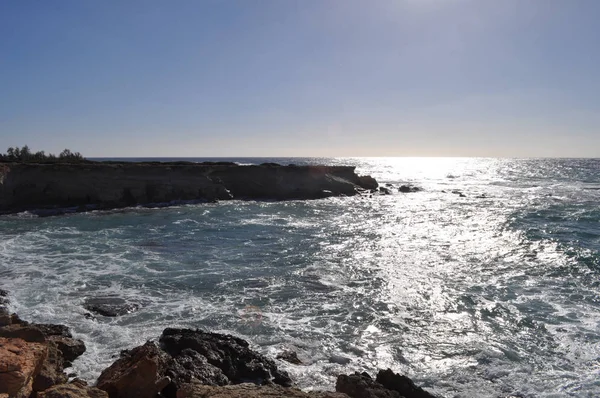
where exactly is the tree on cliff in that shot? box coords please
[0,146,86,163]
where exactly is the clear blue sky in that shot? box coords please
[1,0,599,157]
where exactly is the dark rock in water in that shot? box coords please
[336,370,436,398]
[83,297,141,317]
[329,354,351,365]
[376,369,436,398]
[358,175,378,190]
[451,190,466,198]
[385,183,393,187]
[398,185,422,193]
[336,372,399,398]
[160,328,292,388]
[379,187,392,195]
[277,350,302,365]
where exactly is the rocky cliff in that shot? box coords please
[0,162,378,215]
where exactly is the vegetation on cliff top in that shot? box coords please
[0,145,86,163]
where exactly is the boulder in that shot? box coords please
[176,382,349,398]
[160,328,292,387]
[0,337,48,398]
[358,176,378,190]
[276,350,302,365]
[378,187,392,195]
[96,341,172,398]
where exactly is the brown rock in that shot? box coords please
[96,341,173,398]
[0,337,48,398]
[176,382,349,398]
[33,340,68,393]
[38,382,109,398]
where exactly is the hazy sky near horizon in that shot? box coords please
[1,0,599,157]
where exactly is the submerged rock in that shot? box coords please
[276,350,303,365]
[83,297,141,317]
[398,185,422,193]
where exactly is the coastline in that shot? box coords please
[0,289,436,398]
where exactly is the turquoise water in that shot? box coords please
[1,158,599,397]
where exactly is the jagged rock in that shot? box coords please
[33,324,73,338]
[336,370,436,398]
[276,350,302,365]
[83,297,141,317]
[0,337,48,398]
[176,382,349,398]
[38,379,108,398]
[48,335,86,366]
[96,341,172,398]
[398,185,422,193]
[160,328,292,387]
[375,369,436,398]
[336,372,399,398]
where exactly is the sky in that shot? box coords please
[1,0,599,157]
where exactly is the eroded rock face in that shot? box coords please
[176,382,349,398]
[0,337,48,398]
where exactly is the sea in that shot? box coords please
[1,157,599,398]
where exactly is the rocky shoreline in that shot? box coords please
[0,290,437,398]
[0,162,378,216]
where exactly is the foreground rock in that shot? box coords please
[97,328,293,398]
[336,370,436,398]
[0,162,378,215]
[176,382,348,398]
[0,290,87,397]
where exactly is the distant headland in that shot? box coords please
[0,146,378,216]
